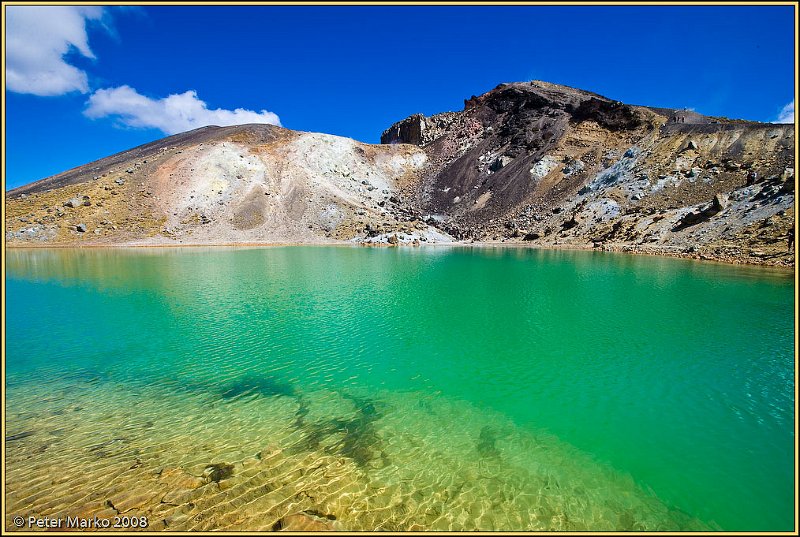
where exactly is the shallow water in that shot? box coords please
[4,246,795,531]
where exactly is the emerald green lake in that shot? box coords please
[4,246,795,531]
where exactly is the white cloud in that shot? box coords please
[84,86,281,134]
[6,6,105,96]
[7,7,282,133]
[774,100,794,124]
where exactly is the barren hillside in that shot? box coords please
[5,81,795,265]
[6,124,444,247]
[383,81,794,265]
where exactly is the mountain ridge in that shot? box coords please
[5,80,795,266]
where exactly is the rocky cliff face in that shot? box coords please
[383,81,795,265]
[5,80,795,265]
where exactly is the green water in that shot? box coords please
[5,246,795,531]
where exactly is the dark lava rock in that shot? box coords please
[489,156,511,172]
[570,97,644,131]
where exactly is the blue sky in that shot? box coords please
[4,4,796,190]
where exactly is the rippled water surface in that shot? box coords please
[5,246,795,531]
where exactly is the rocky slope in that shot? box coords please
[5,124,446,247]
[382,81,795,266]
[6,80,795,265]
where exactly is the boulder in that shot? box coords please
[76,224,87,233]
[673,211,705,231]
[673,193,729,231]
[489,156,512,172]
[724,161,741,171]
[562,158,585,175]
[63,197,82,208]
[561,214,582,231]
[711,193,729,212]
[522,232,540,241]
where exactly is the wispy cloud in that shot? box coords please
[6,6,106,96]
[774,100,794,124]
[84,86,281,135]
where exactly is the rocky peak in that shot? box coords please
[376,80,794,266]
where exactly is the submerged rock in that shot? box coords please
[6,431,34,442]
[203,463,235,483]
[274,511,338,531]
[219,374,296,399]
[159,467,205,490]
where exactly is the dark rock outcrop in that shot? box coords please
[380,113,427,145]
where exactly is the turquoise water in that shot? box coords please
[5,246,795,531]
